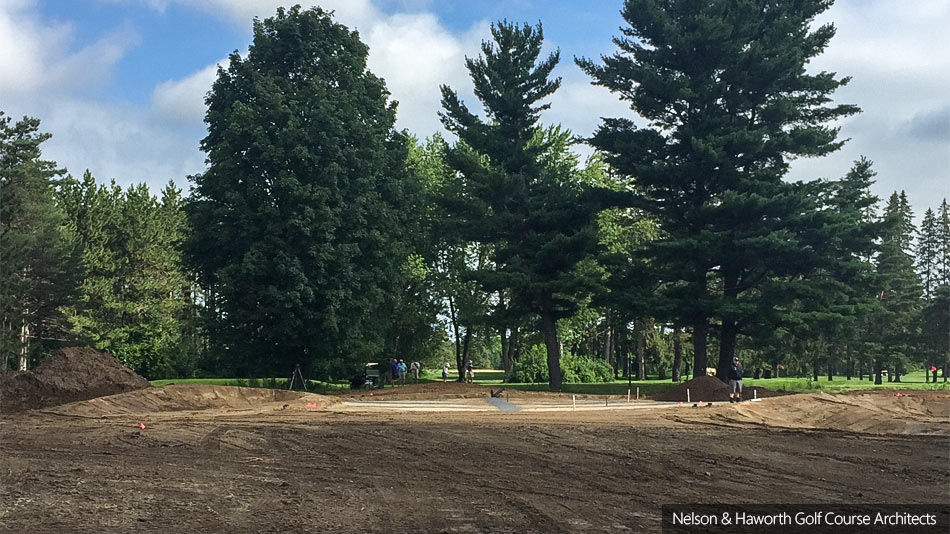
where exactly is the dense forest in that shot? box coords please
[2,2,948,389]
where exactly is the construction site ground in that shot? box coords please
[1,382,947,533]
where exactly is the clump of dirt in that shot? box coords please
[0,347,149,412]
[655,375,782,402]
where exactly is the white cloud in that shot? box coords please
[0,1,138,96]
[152,62,219,124]
[365,14,486,137]
[788,0,950,208]
[40,99,207,187]
[118,0,381,28]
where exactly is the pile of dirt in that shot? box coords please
[44,384,334,417]
[719,391,950,435]
[654,375,782,402]
[0,347,149,412]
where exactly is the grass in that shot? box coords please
[151,369,949,395]
[149,377,349,393]
[432,368,950,395]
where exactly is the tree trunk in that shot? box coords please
[887,367,893,382]
[1,319,8,371]
[812,361,819,382]
[635,319,647,381]
[540,310,562,391]
[605,321,615,377]
[893,362,902,383]
[449,298,463,379]
[827,361,833,381]
[692,320,708,377]
[716,269,740,382]
[19,319,30,371]
[459,327,473,383]
[717,318,739,383]
[772,362,779,379]
[874,360,883,385]
[671,326,683,382]
[500,327,512,379]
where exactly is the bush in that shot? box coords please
[508,345,613,384]
[561,353,614,383]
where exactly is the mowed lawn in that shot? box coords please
[152,369,950,395]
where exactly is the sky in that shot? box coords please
[1,0,948,215]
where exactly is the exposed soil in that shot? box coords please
[1,383,947,533]
[0,347,149,412]
[654,375,783,402]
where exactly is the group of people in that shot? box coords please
[385,359,478,386]
[389,359,421,385]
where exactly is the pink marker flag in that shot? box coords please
[139,422,146,430]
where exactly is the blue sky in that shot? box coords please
[3,0,948,215]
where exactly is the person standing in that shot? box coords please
[465,360,474,384]
[397,360,407,384]
[442,363,449,382]
[410,361,420,381]
[389,359,398,386]
[728,356,743,403]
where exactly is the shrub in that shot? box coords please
[509,345,613,383]
[507,345,549,383]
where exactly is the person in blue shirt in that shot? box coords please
[397,360,407,385]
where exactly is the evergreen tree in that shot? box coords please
[440,22,610,390]
[920,284,949,382]
[578,0,859,380]
[187,7,413,378]
[58,174,188,377]
[870,192,923,384]
[938,199,950,287]
[0,112,80,371]
[916,207,940,300]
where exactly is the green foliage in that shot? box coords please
[509,345,613,383]
[57,173,189,378]
[187,6,415,378]
[0,112,80,370]
[579,0,860,378]
[441,22,616,389]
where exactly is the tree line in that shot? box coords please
[2,1,948,388]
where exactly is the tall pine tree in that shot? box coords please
[0,112,80,371]
[916,207,940,300]
[870,192,922,384]
[578,0,859,379]
[440,22,610,390]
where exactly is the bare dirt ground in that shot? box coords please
[1,383,948,533]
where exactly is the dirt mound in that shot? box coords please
[342,381,583,401]
[654,375,782,402]
[0,347,149,412]
[44,384,333,417]
[718,391,950,435]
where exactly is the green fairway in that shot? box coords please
[432,368,949,396]
[151,369,949,396]
[149,377,349,392]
